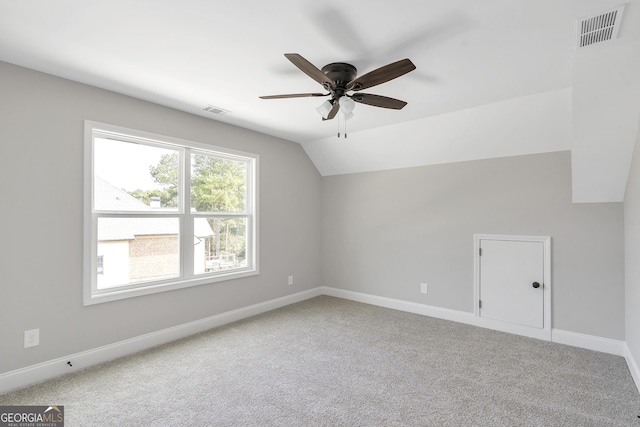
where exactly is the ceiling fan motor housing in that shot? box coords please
[321,63,357,95]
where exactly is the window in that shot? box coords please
[84,121,258,305]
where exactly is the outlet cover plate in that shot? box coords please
[420,283,428,294]
[24,329,39,348]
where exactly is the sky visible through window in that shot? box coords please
[94,137,170,192]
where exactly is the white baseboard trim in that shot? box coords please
[322,287,622,356]
[624,343,640,393]
[321,286,476,325]
[322,287,554,341]
[551,329,625,356]
[0,288,322,395]
[1,286,632,396]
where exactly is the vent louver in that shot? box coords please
[202,105,230,115]
[577,5,625,48]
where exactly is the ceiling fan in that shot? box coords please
[260,53,416,121]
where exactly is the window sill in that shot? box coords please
[83,268,259,306]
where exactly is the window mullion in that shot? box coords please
[246,158,256,271]
[182,148,194,278]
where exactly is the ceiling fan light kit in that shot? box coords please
[316,100,334,119]
[260,53,416,136]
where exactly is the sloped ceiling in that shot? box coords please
[0,0,639,200]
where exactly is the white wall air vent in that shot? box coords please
[202,105,230,115]
[577,5,625,48]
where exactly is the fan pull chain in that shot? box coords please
[345,115,348,138]
[336,114,348,139]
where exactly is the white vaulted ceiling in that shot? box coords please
[1,0,639,200]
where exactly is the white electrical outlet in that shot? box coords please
[24,329,39,348]
[420,283,428,294]
[288,275,294,285]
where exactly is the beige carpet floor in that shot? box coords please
[1,296,639,426]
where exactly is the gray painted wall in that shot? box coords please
[0,59,631,379]
[625,132,640,370]
[0,62,323,373]
[323,152,625,339]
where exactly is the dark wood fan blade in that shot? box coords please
[323,102,340,121]
[351,93,408,110]
[348,59,416,91]
[284,53,335,89]
[260,93,328,99]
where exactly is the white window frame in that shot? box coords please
[83,121,259,305]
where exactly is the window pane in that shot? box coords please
[94,138,179,211]
[194,217,247,274]
[97,217,180,289]
[191,154,246,213]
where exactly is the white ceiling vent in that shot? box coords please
[202,105,230,115]
[577,5,625,48]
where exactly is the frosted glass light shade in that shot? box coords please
[316,100,333,119]
[338,96,355,115]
